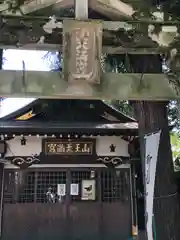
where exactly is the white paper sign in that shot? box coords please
[70,184,79,195]
[57,184,66,196]
[145,131,161,240]
[81,180,95,200]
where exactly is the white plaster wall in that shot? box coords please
[96,136,129,157]
[6,136,42,157]
[5,136,129,157]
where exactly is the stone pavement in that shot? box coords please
[138,231,146,240]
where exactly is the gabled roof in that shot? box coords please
[11,99,135,122]
[0,99,138,136]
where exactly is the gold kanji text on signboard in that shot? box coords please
[45,141,93,155]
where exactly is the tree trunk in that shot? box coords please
[133,101,180,239]
[0,49,4,237]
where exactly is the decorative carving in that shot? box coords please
[97,156,123,167]
[11,156,40,168]
[109,144,116,152]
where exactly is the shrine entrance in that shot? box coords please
[2,167,132,240]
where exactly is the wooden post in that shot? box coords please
[0,51,4,237]
[75,0,88,19]
[0,162,4,237]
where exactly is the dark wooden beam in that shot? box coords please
[0,121,138,135]
[0,15,173,53]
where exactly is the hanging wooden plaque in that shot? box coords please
[63,20,102,84]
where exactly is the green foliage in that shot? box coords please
[171,132,180,157]
[111,100,134,118]
[170,132,180,171]
[168,101,180,129]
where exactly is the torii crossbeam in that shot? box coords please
[0,0,179,100]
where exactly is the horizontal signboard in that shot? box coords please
[42,139,95,155]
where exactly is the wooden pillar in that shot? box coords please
[0,163,4,237]
[131,161,138,237]
[75,0,88,19]
[0,50,4,237]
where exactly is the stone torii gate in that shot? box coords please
[0,0,179,100]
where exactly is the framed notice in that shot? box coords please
[81,180,96,200]
[70,184,79,196]
[57,184,66,196]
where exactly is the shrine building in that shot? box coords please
[0,99,143,240]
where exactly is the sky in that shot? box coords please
[3,50,50,71]
[0,49,50,118]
